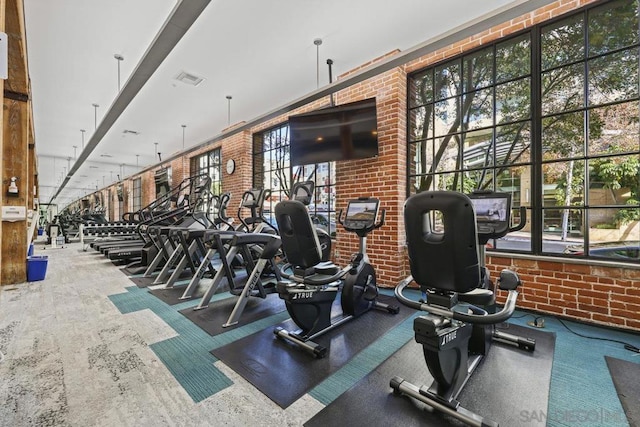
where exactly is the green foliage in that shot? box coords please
[594,222,618,229]
[410,0,639,214]
[614,199,640,225]
[590,155,640,196]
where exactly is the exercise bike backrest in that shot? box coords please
[275,199,324,270]
[405,191,479,294]
[403,190,525,324]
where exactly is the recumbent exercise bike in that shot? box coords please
[392,190,536,427]
[274,196,399,358]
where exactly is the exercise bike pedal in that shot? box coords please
[274,327,328,358]
[518,338,536,351]
[389,376,404,396]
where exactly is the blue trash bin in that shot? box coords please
[27,255,48,281]
[37,228,44,236]
[27,243,34,257]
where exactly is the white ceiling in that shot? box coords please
[25,0,542,208]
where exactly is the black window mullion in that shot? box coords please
[531,24,544,255]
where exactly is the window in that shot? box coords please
[253,123,337,236]
[116,184,124,221]
[408,0,640,261]
[191,148,222,215]
[132,177,142,212]
[155,167,172,198]
[191,148,222,196]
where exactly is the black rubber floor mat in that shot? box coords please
[210,295,409,408]
[148,286,204,305]
[606,356,640,427]
[129,270,193,288]
[306,324,555,427]
[179,294,284,336]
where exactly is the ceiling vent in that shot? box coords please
[175,71,204,86]
[123,129,140,135]
[99,154,113,158]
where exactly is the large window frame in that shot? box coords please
[191,148,222,217]
[132,177,142,212]
[191,148,222,196]
[407,0,640,262]
[253,123,337,237]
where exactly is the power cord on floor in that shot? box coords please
[497,314,639,353]
[556,318,640,354]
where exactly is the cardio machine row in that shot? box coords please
[153,180,394,339]
[261,186,537,427]
[91,175,533,427]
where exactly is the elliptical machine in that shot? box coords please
[274,196,399,358]
[391,190,535,427]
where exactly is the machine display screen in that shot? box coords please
[471,197,508,223]
[345,200,378,224]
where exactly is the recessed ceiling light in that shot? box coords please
[175,71,205,86]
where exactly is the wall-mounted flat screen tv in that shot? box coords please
[289,98,378,166]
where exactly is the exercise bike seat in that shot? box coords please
[458,288,495,306]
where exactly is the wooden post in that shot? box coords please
[0,0,5,282]
[1,0,32,285]
[2,97,29,284]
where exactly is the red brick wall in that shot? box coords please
[332,56,409,288]
[489,255,640,330]
[219,129,253,215]
[141,170,155,207]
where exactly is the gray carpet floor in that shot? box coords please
[1,237,637,426]
[0,239,320,426]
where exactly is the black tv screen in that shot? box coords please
[289,98,378,166]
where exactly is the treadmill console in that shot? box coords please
[468,192,511,239]
[343,198,380,231]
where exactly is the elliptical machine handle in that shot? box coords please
[509,206,527,233]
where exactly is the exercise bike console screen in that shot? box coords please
[469,193,511,236]
[344,199,379,230]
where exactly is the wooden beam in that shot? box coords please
[2,97,29,284]
[0,0,6,284]
[4,89,29,102]
[5,0,28,95]
[1,0,31,284]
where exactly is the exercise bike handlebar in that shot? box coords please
[375,209,386,229]
[395,276,518,325]
[509,206,527,233]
